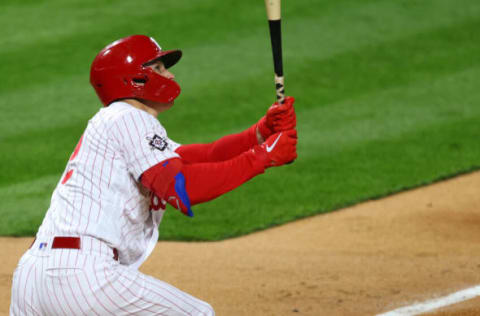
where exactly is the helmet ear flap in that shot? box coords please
[142,68,180,103]
[128,74,148,98]
[132,75,148,86]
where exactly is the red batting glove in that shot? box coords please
[257,96,297,140]
[254,129,297,168]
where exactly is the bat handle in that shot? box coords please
[275,74,285,104]
[275,75,292,163]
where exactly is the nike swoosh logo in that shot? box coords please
[266,133,282,152]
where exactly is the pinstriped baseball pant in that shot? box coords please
[10,243,214,315]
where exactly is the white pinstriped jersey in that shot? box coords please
[37,101,180,268]
[11,101,215,315]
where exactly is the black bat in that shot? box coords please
[265,0,285,104]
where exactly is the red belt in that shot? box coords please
[32,236,119,261]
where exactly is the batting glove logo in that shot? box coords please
[147,134,168,151]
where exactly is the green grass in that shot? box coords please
[1,0,480,240]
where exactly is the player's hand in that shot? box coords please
[255,129,297,167]
[257,96,296,140]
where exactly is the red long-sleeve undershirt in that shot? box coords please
[141,123,268,216]
[174,123,259,163]
[176,148,267,202]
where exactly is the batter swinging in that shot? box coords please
[10,35,297,315]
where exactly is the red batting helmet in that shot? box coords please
[90,35,182,106]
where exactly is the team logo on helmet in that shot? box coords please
[147,134,168,151]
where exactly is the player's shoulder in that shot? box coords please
[93,101,162,127]
[102,101,143,119]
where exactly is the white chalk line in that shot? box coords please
[377,284,480,316]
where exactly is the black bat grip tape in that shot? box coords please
[268,20,283,77]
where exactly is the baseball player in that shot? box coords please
[10,34,297,316]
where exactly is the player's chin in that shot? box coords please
[158,100,175,112]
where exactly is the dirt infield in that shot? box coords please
[2,172,480,315]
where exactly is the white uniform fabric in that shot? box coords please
[38,101,180,267]
[10,102,214,315]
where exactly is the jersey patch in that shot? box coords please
[147,134,168,151]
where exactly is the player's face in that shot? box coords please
[141,61,176,112]
[148,61,175,80]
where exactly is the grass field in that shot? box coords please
[1,0,479,240]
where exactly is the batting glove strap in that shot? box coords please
[258,129,298,167]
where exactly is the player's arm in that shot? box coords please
[175,96,296,164]
[175,123,258,164]
[141,130,297,216]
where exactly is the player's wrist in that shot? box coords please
[256,126,266,144]
[256,116,274,141]
[250,145,272,169]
